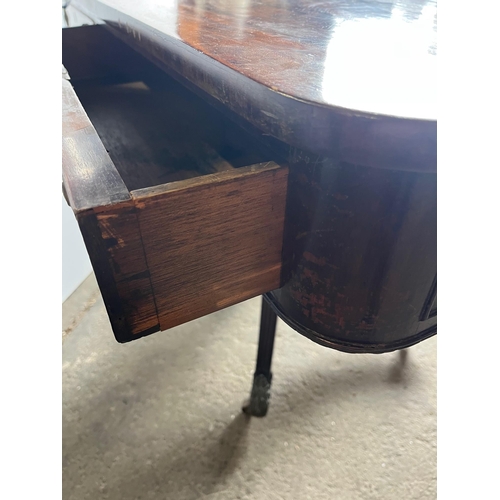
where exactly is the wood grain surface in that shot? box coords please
[269,151,436,353]
[78,202,160,341]
[132,163,288,331]
[62,76,130,214]
[63,68,160,340]
[70,0,437,172]
[63,57,289,341]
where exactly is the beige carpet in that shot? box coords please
[63,274,436,500]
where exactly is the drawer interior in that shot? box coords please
[63,25,276,192]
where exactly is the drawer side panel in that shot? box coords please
[78,204,160,342]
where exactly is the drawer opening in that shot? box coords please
[66,31,276,192]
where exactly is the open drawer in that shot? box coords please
[62,25,288,342]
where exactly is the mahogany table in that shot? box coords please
[62,0,437,416]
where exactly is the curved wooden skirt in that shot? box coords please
[268,156,437,354]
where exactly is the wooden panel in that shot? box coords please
[91,203,160,341]
[62,76,131,213]
[269,154,436,353]
[63,69,159,342]
[77,204,159,342]
[132,162,288,331]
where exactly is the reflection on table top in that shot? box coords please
[73,0,436,121]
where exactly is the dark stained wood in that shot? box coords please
[71,0,436,172]
[268,150,437,353]
[72,74,276,191]
[62,75,130,214]
[78,202,160,341]
[132,162,288,331]
[94,202,160,337]
[63,65,160,340]
[62,24,154,84]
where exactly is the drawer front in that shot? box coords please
[62,53,288,342]
[132,164,287,332]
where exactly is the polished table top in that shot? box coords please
[73,0,436,121]
[70,0,437,170]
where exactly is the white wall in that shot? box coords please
[62,195,92,302]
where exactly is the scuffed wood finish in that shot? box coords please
[62,75,130,213]
[63,70,160,340]
[71,0,436,172]
[77,202,160,341]
[93,203,160,332]
[267,150,436,353]
[132,162,288,331]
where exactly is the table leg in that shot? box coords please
[242,296,277,417]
